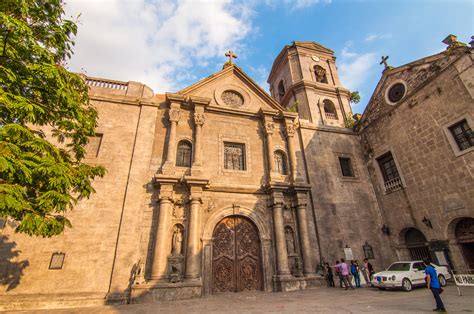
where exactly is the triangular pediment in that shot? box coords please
[359,48,467,128]
[177,65,285,113]
[293,41,334,55]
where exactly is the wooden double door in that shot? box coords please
[212,216,262,293]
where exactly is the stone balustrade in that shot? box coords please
[325,112,337,120]
[86,77,128,91]
[384,177,403,193]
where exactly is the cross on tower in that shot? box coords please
[225,50,237,64]
[380,56,390,69]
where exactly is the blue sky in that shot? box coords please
[66,0,473,113]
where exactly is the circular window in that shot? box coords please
[387,83,406,103]
[221,90,244,108]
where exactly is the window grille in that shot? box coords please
[176,140,192,167]
[274,151,288,175]
[449,119,473,151]
[224,142,246,170]
[377,152,403,192]
[49,252,65,270]
[339,157,353,177]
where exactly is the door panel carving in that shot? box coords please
[212,216,262,293]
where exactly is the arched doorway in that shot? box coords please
[455,218,474,271]
[212,215,262,293]
[405,228,430,260]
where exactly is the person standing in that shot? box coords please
[351,260,361,288]
[363,258,375,285]
[423,258,446,312]
[335,260,343,288]
[325,262,335,287]
[340,258,354,290]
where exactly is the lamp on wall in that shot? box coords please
[422,216,433,229]
[381,224,391,235]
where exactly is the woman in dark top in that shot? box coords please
[325,262,335,287]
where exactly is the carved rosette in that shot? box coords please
[169,108,181,123]
[194,112,205,126]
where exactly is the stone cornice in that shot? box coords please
[89,95,158,107]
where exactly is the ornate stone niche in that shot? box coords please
[282,204,303,277]
[168,224,185,283]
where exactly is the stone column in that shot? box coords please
[284,120,297,181]
[264,120,275,174]
[166,107,180,164]
[272,202,291,275]
[150,195,173,280]
[193,112,205,167]
[185,195,202,281]
[296,193,315,276]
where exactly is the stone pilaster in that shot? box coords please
[150,184,174,280]
[162,93,184,175]
[271,192,291,276]
[284,119,297,182]
[296,192,315,276]
[264,120,275,173]
[185,189,203,281]
[190,96,210,176]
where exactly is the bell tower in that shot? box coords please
[267,41,353,127]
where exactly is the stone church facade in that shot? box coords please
[0,39,472,309]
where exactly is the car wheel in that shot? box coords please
[438,275,447,287]
[402,278,412,292]
[378,287,386,290]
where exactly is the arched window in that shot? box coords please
[404,228,430,261]
[176,140,192,167]
[274,150,288,175]
[314,65,328,83]
[323,99,337,119]
[278,80,285,98]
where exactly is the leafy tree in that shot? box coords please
[350,91,361,104]
[0,0,105,237]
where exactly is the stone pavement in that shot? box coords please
[10,285,474,313]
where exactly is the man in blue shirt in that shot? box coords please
[423,258,446,312]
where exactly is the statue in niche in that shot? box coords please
[172,226,183,256]
[285,227,295,254]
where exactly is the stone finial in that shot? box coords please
[442,34,467,50]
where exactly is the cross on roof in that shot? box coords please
[225,50,237,64]
[380,56,390,69]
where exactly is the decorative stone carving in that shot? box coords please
[264,121,275,135]
[283,205,293,222]
[169,108,181,122]
[168,256,184,283]
[172,201,186,219]
[221,90,244,108]
[194,112,205,126]
[285,123,296,137]
[285,226,295,254]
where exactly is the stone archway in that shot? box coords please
[211,215,263,293]
[404,228,430,260]
[455,217,474,271]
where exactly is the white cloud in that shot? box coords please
[365,33,392,42]
[338,45,377,92]
[264,0,331,10]
[65,0,253,92]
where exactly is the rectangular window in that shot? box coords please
[377,152,399,182]
[49,252,65,270]
[224,142,246,170]
[377,152,403,192]
[339,157,353,177]
[449,119,473,151]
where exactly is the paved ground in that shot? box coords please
[11,284,474,314]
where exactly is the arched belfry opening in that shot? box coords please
[212,215,263,293]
